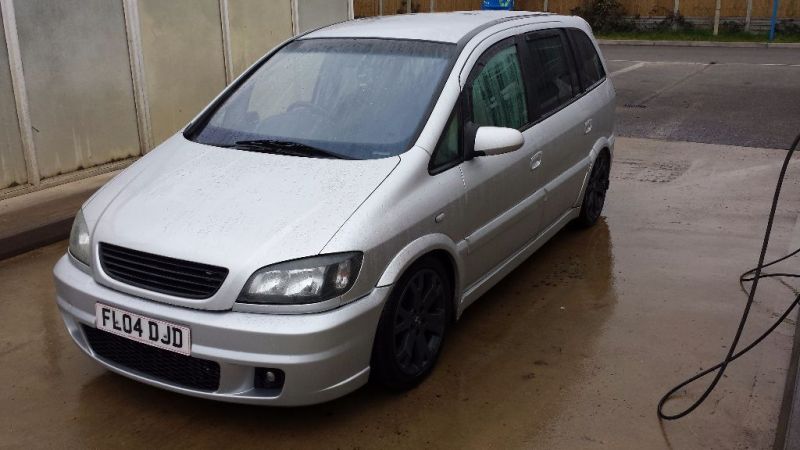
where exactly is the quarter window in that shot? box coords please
[469,45,528,130]
[569,29,605,90]
[430,107,461,171]
[526,32,577,117]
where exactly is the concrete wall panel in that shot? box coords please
[139,0,227,145]
[296,0,350,32]
[14,0,140,179]
[228,0,293,77]
[0,7,27,189]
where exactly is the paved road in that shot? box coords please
[2,139,798,449]
[602,45,800,149]
[602,45,800,65]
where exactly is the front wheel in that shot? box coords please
[575,151,611,228]
[371,257,451,390]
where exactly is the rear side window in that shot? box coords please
[568,29,605,90]
[525,32,578,117]
[469,45,528,130]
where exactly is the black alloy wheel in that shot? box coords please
[372,257,451,390]
[576,152,611,227]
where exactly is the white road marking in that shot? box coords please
[609,61,646,77]
[629,63,709,106]
[609,59,800,68]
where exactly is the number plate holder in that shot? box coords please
[94,303,191,356]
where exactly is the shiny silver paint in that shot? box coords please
[55,256,388,406]
[81,134,399,313]
[55,12,615,405]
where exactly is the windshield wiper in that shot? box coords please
[230,139,351,160]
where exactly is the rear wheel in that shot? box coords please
[576,151,610,228]
[371,257,451,390]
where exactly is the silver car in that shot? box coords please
[55,11,614,406]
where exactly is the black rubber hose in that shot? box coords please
[657,133,800,420]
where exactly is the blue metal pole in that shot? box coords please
[769,0,779,41]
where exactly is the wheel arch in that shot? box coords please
[376,234,463,319]
[574,137,613,208]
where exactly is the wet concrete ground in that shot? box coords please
[1,137,798,448]
[603,45,800,149]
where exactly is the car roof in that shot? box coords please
[302,11,564,44]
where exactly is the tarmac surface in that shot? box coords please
[2,137,799,448]
[603,45,800,149]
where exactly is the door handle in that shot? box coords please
[530,152,542,171]
[584,119,593,135]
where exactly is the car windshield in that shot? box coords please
[189,38,456,159]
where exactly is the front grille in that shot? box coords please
[83,326,220,391]
[99,243,228,299]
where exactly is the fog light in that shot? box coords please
[254,368,285,390]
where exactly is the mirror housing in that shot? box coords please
[472,126,524,157]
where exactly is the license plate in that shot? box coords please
[94,303,191,355]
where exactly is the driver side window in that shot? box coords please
[469,44,528,130]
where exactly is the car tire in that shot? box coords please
[371,256,452,391]
[575,151,610,228]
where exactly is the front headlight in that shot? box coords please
[68,210,91,266]
[237,253,363,305]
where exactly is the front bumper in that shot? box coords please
[54,255,390,406]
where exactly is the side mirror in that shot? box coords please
[473,126,524,157]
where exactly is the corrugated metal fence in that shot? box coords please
[0,0,351,200]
